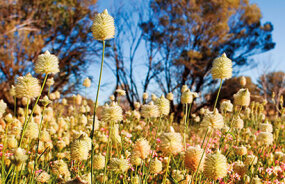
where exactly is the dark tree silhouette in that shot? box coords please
[141,0,275,103]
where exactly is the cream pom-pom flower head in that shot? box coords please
[0,99,7,118]
[133,138,151,159]
[35,50,59,74]
[70,134,89,161]
[154,95,170,116]
[201,109,224,129]
[92,9,115,41]
[15,73,41,99]
[185,145,205,172]
[149,157,162,174]
[234,88,251,107]
[109,157,129,173]
[83,77,91,88]
[211,53,232,80]
[203,150,228,180]
[159,128,183,155]
[101,102,123,122]
[140,101,159,118]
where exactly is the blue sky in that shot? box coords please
[88,0,285,103]
[243,0,285,80]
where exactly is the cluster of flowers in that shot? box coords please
[0,9,284,184]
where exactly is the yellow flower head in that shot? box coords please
[234,88,250,106]
[154,95,170,116]
[140,101,159,118]
[15,73,41,99]
[93,154,105,170]
[109,157,129,173]
[35,51,59,74]
[83,77,91,87]
[203,150,228,180]
[211,53,232,80]
[92,9,115,41]
[149,158,162,174]
[201,109,224,129]
[185,145,205,172]
[101,102,123,122]
[133,138,151,159]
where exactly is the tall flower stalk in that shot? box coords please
[90,8,115,183]
[191,53,232,183]
[90,40,106,182]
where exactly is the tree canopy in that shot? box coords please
[0,0,98,108]
[141,0,275,99]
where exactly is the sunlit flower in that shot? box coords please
[149,158,162,174]
[35,50,59,74]
[36,171,50,183]
[15,73,41,99]
[220,100,233,113]
[232,116,244,129]
[185,145,205,172]
[70,135,89,161]
[154,95,170,116]
[234,88,250,106]
[109,157,129,173]
[83,77,91,88]
[92,9,115,41]
[159,129,183,155]
[166,92,174,101]
[201,109,224,129]
[0,99,7,118]
[140,101,159,118]
[203,150,228,180]
[133,138,151,159]
[211,53,232,80]
[101,102,123,122]
[93,154,105,170]
[257,132,273,145]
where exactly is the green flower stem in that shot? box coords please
[193,129,213,183]
[13,96,17,117]
[187,102,192,124]
[184,103,188,151]
[18,100,30,148]
[162,154,171,184]
[1,123,9,182]
[91,40,106,184]
[213,79,223,110]
[31,104,47,184]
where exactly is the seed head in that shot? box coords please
[211,53,232,80]
[203,150,228,180]
[101,102,123,122]
[185,145,205,172]
[92,9,115,41]
[35,50,59,74]
[15,73,41,99]
[234,88,250,107]
[149,158,162,174]
[140,102,159,118]
[154,95,170,116]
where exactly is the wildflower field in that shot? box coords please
[0,9,284,184]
